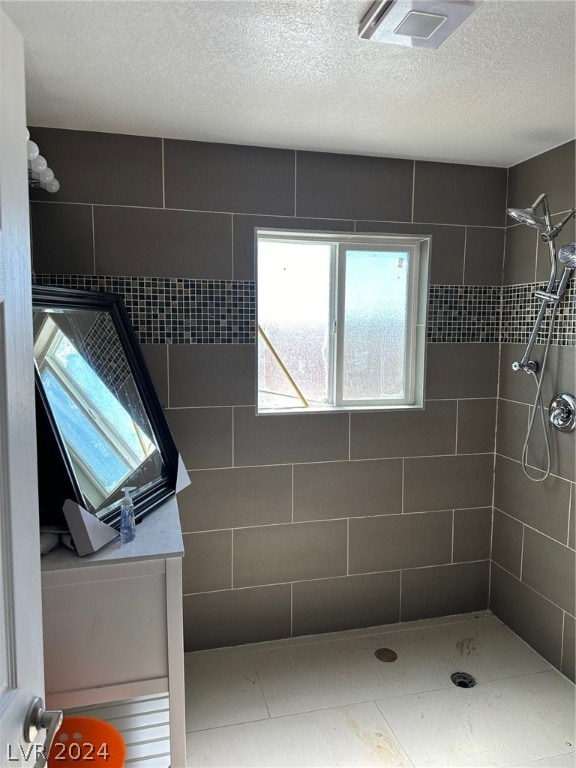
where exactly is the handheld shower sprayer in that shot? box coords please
[505,193,575,483]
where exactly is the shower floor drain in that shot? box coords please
[375,648,398,662]
[451,672,476,688]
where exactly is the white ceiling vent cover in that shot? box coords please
[359,0,485,49]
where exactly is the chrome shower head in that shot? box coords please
[506,206,548,229]
[558,242,576,268]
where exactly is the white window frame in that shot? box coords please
[256,230,430,414]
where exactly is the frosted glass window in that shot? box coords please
[341,250,409,401]
[258,241,333,410]
[257,231,429,413]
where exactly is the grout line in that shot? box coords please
[451,510,455,564]
[290,582,294,637]
[348,412,351,461]
[411,161,416,223]
[181,508,488,535]
[231,530,234,589]
[493,505,575,552]
[161,138,166,209]
[455,399,460,455]
[291,465,294,523]
[166,344,170,408]
[256,672,272,719]
[401,458,405,514]
[560,611,566,671]
[519,524,525,580]
[91,205,96,273]
[567,483,573,547]
[231,407,235,467]
[230,215,234,279]
[398,570,403,621]
[346,518,350,575]
[462,226,468,283]
[183,560,492,597]
[28,199,508,228]
[188,612,497,657]
[492,562,575,616]
[293,151,297,216]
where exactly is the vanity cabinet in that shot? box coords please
[41,498,186,768]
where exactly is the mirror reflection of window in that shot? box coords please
[33,310,164,516]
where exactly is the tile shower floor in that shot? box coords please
[184,611,575,768]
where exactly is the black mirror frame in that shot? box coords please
[33,284,178,529]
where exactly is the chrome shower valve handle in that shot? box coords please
[549,393,576,433]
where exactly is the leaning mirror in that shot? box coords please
[33,285,178,530]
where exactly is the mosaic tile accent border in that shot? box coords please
[34,275,255,344]
[33,275,576,346]
[501,281,576,346]
[427,285,501,343]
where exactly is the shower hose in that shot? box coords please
[521,301,559,482]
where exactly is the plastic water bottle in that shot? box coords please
[120,486,136,544]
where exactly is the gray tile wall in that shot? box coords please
[492,140,576,682]
[30,127,506,652]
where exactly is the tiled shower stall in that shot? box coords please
[30,129,575,682]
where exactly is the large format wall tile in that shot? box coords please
[182,530,232,594]
[31,202,94,274]
[404,454,493,512]
[168,345,255,407]
[490,564,564,669]
[464,227,505,285]
[491,509,523,577]
[179,465,292,532]
[456,399,496,454]
[30,128,163,207]
[293,459,402,521]
[295,151,413,221]
[234,407,349,466]
[350,400,457,460]
[508,140,575,215]
[183,585,291,651]
[349,511,452,574]
[426,344,499,399]
[521,527,575,614]
[140,344,168,407]
[401,561,489,621]
[94,206,232,278]
[164,140,295,215]
[494,455,570,543]
[562,613,575,682]
[233,520,347,587]
[292,572,401,636]
[453,507,492,562]
[166,407,232,470]
[503,224,538,285]
[495,399,529,462]
[413,162,507,227]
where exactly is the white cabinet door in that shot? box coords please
[0,8,47,764]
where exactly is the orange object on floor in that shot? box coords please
[48,716,125,767]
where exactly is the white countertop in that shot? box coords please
[41,494,184,571]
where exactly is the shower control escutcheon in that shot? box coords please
[549,393,576,433]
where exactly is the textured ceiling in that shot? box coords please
[4,0,576,167]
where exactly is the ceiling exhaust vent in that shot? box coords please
[358,0,484,49]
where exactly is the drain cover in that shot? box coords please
[451,672,476,688]
[375,648,398,662]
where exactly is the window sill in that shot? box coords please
[256,403,425,416]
